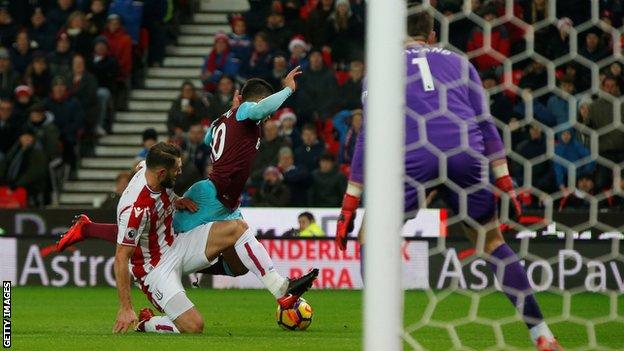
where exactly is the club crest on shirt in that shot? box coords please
[124,228,137,242]
[155,289,163,300]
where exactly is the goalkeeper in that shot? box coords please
[335,11,562,351]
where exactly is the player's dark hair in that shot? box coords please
[407,11,434,39]
[241,78,274,101]
[146,142,181,170]
[298,212,315,222]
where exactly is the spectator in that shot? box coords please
[251,120,287,183]
[333,108,362,165]
[253,166,291,206]
[266,52,288,92]
[277,146,309,206]
[0,8,18,48]
[466,4,510,73]
[554,129,594,197]
[562,61,591,93]
[519,60,548,93]
[543,17,572,60]
[25,54,52,100]
[238,31,273,81]
[283,0,304,34]
[25,103,62,162]
[90,36,119,135]
[182,124,211,175]
[136,128,158,160]
[275,108,301,149]
[13,85,35,120]
[0,99,18,157]
[46,0,76,33]
[297,212,326,237]
[28,7,55,52]
[576,95,592,125]
[0,127,47,206]
[308,152,347,207]
[337,60,364,110]
[141,0,168,67]
[65,11,94,59]
[559,174,595,210]
[288,36,310,71]
[587,76,624,189]
[579,28,609,62]
[513,89,557,127]
[546,76,575,128]
[442,2,474,51]
[167,81,209,136]
[227,15,252,60]
[9,30,34,74]
[102,14,132,109]
[70,54,98,151]
[295,123,325,172]
[325,0,364,67]
[264,11,292,52]
[200,32,239,92]
[207,75,235,120]
[295,49,338,121]
[47,32,73,79]
[481,71,513,123]
[305,0,334,49]
[100,171,132,210]
[44,76,84,173]
[513,123,554,193]
[85,0,108,35]
[0,47,20,97]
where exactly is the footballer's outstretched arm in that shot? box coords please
[467,61,522,216]
[236,66,302,122]
[113,244,138,333]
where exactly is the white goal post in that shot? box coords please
[364,0,406,350]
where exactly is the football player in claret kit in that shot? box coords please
[58,67,319,334]
[334,11,563,351]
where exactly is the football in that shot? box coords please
[275,298,313,331]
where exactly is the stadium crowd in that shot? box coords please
[1,0,623,212]
[0,0,186,207]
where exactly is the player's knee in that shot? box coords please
[183,316,204,333]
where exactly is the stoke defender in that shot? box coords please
[334,11,562,351]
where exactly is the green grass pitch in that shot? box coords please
[11,287,624,350]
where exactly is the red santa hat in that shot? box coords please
[288,35,309,53]
[275,107,297,123]
[14,85,33,98]
[213,32,229,44]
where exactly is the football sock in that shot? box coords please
[144,316,180,333]
[234,229,287,298]
[359,244,365,281]
[83,222,118,242]
[487,244,545,330]
[529,322,555,344]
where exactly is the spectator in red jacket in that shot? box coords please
[466,4,510,73]
[101,14,132,82]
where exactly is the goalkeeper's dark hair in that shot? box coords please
[146,142,181,170]
[241,78,274,101]
[407,10,434,39]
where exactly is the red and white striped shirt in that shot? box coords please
[116,161,177,280]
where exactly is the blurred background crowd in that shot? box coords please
[0,0,623,212]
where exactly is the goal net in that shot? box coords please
[365,0,624,350]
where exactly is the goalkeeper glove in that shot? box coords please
[493,162,522,218]
[336,193,359,251]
